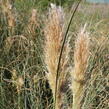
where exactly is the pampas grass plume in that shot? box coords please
[71,25,90,109]
[44,4,70,109]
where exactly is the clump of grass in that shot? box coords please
[82,35,109,109]
[0,1,109,109]
[44,3,70,109]
[71,25,90,109]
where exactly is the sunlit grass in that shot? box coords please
[0,1,109,109]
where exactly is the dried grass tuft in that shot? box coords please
[24,9,39,39]
[44,3,70,109]
[71,25,90,109]
[73,25,90,81]
[1,0,16,35]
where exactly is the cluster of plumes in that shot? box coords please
[71,25,90,109]
[44,4,90,109]
[44,3,70,109]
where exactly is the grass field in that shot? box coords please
[0,0,109,109]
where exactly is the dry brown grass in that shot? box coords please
[1,1,109,109]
